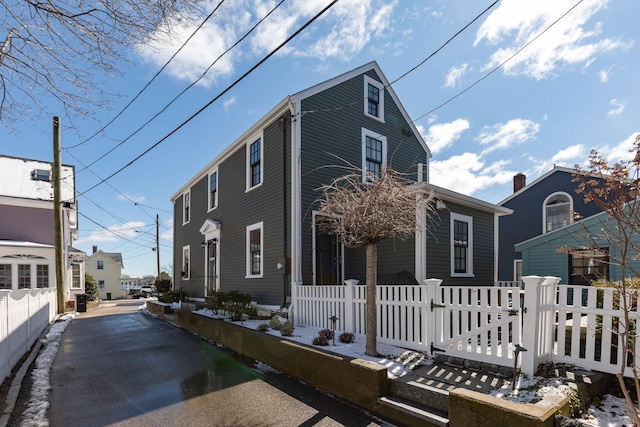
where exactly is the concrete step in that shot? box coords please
[378,395,449,427]
[390,378,451,413]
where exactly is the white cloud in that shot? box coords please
[608,98,625,116]
[599,68,609,82]
[419,119,470,154]
[477,119,540,154]
[117,193,146,204]
[75,221,147,245]
[475,0,632,79]
[137,0,398,84]
[444,63,470,88]
[596,132,640,164]
[429,152,515,196]
[223,96,237,112]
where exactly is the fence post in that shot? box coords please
[290,280,302,326]
[344,279,358,333]
[520,275,559,376]
[423,278,443,354]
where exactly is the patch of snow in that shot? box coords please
[20,313,74,427]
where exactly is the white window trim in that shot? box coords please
[364,75,385,123]
[208,167,218,212]
[450,212,474,277]
[246,222,264,278]
[361,128,387,183]
[542,191,573,233]
[182,190,191,225]
[246,132,264,192]
[182,245,191,280]
[514,259,522,282]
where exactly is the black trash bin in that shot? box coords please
[76,293,87,313]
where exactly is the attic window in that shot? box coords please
[31,169,51,182]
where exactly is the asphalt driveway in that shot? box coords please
[47,301,391,427]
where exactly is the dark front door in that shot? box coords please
[207,239,218,295]
[315,230,342,285]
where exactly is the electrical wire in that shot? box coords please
[77,0,339,197]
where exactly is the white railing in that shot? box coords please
[0,289,58,382]
[293,276,640,377]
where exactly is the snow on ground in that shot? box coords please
[14,303,632,427]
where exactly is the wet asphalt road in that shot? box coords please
[48,301,391,427]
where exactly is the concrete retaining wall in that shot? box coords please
[173,309,388,409]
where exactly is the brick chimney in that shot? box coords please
[92,245,97,254]
[513,173,526,193]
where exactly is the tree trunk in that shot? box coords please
[365,243,377,357]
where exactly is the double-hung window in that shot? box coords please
[569,248,609,285]
[0,264,11,289]
[18,264,31,289]
[209,170,218,210]
[450,213,473,277]
[247,135,263,191]
[72,264,81,288]
[36,264,49,288]
[361,129,387,183]
[182,246,191,280]
[97,260,104,270]
[364,75,384,122]
[183,191,191,224]
[98,280,105,291]
[246,222,263,278]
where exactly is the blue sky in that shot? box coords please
[1,0,638,278]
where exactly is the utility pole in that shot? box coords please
[53,117,65,314]
[156,214,160,284]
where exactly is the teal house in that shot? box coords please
[515,204,640,285]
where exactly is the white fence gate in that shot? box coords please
[294,276,640,377]
[0,289,57,382]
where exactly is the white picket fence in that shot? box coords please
[293,276,639,377]
[0,289,58,382]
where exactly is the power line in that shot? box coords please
[78,0,339,197]
[65,0,228,150]
[411,0,585,124]
[72,0,287,173]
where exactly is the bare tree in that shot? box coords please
[316,166,437,356]
[569,134,640,424]
[0,0,205,131]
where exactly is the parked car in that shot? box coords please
[139,286,157,298]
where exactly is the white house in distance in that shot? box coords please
[0,154,85,305]
[85,246,124,300]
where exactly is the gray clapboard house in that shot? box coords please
[171,62,511,307]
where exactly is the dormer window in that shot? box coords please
[31,169,51,182]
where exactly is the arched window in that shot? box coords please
[543,192,572,233]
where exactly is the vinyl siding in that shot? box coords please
[299,69,427,285]
[173,115,291,305]
[498,170,604,280]
[425,202,496,286]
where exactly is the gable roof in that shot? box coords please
[415,182,513,215]
[88,250,124,268]
[171,61,429,201]
[498,166,575,206]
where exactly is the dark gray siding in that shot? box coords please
[299,69,427,285]
[425,202,496,286]
[173,114,291,305]
[498,170,604,281]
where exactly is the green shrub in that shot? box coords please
[280,326,294,337]
[205,289,253,319]
[339,332,355,343]
[162,290,186,303]
[257,323,269,332]
[84,273,98,301]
